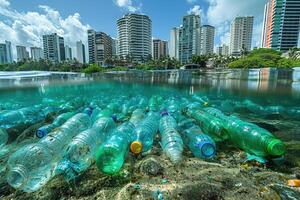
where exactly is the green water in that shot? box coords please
[0,69,300,141]
[0,69,300,194]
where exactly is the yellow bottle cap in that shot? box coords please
[204,102,209,106]
[130,141,143,154]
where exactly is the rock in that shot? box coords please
[270,184,300,200]
[170,182,224,200]
[139,157,163,176]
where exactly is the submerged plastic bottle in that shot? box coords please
[129,109,145,127]
[0,105,45,130]
[36,111,77,138]
[6,108,92,192]
[130,112,160,154]
[148,95,164,112]
[191,95,209,107]
[181,123,216,159]
[95,110,144,175]
[62,116,116,180]
[0,128,8,147]
[186,106,228,142]
[159,112,183,164]
[225,116,286,157]
[95,122,135,175]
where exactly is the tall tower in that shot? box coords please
[88,29,112,66]
[178,14,201,64]
[117,13,152,63]
[200,25,215,55]
[230,16,254,56]
[43,33,65,63]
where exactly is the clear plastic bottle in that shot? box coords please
[165,98,183,121]
[95,121,135,175]
[225,116,286,157]
[148,95,164,112]
[129,109,145,127]
[36,111,77,138]
[191,95,209,106]
[130,112,160,154]
[0,128,8,147]
[159,112,183,164]
[62,116,116,180]
[6,108,92,192]
[181,124,216,159]
[0,105,44,130]
[186,106,228,142]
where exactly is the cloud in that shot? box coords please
[186,0,197,4]
[205,0,267,47]
[114,0,141,12]
[187,5,202,16]
[0,2,91,60]
[0,0,9,7]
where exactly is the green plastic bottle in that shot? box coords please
[186,106,228,142]
[225,116,285,157]
[95,109,144,175]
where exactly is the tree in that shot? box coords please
[191,55,208,67]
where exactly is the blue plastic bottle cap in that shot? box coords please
[111,114,117,122]
[36,129,46,138]
[160,111,169,117]
[197,142,216,158]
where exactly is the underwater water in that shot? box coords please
[0,68,300,198]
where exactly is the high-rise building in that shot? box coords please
[117,13,152,63]
[112,38,117,56]
[179,14,201,64]
[16,46,29,61]
[30,47,44,60]
[169,27,180,59]
[88,29,112,66]
[65,45,73,60]
[200,25,215,55]
[0,43,8,64]
[262,0,300,51]
[216,44,229,56]
[5,41,13,63]
[43,33,65,63]
[76,41,86,64]
[152,39,168,60]
[230,16,254,56]
[0,41,14,64]
[278,0,300,51]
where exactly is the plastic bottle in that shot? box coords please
[129,109,145,127]
[95,110,144,175]
[148,95,164,112]
[62,116,116,180]
[191,95,209,107]
[130,112,160,154]
[0,128,8,147]
[95,121,135,175]
[36,111,77,138]
[6,108,92,192]
[225,116,286,157]
[186,106,228,142]
[164,98,183,121]
[181,123,216,159]
[159,112,183,164]
[0,105,45,130]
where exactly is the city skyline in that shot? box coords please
[0,0,269,59]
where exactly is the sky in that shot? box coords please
[0,0,268,59]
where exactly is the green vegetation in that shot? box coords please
[82,64,104,74]
[228,48,300,68]
[0,59,87,72]
[1,48,299,73]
